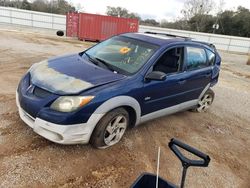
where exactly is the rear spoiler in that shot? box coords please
[193,41,217,51]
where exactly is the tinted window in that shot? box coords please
[206,49,216,65]
[186,47,207,70]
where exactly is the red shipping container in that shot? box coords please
[66,12,79,37]
[77,13,139,41]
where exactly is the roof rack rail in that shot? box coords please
[144,31,191,41]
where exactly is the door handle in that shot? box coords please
[178,79,186,84]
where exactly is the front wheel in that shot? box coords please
[90,108,129,149]
[193,88,215,112]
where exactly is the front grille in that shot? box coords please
[33,86,51,98]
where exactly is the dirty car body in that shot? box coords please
[16,32,221,147]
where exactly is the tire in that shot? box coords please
[90,108,129,149]
[56,30,64,36]
[192,88,215,113]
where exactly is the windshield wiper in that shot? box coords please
[95,57,118,73]
[84,52,98,65]
[85,52,118,73]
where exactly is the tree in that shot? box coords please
[140,19,159,26]
[107,6,127,17]
[182,0,214,20]
[75,3,84,12]
[181,0,214,31]
[162,3,250,37]
[31,0,48,12]
[29,0,75,14]
[212,0,225,34]
[160,19,189,30]
[232,7,250,37]
[216,10,234,35]
[1,0,76,14]
[215,7,250,37]
[55,0,75,14]
[188,14,215,32]
[21,0,31,10]
[106,6,141,20]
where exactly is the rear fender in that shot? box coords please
[211,52,221,86]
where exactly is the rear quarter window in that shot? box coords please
[206,49,216,65]
[186,47,208,70]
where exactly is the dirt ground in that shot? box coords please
[0,27,249,188]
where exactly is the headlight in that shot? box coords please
[50,96,94,112]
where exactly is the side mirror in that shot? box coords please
[145,71,166,81]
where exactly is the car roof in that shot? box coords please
[121,32,215,52]
[121,32,187,46]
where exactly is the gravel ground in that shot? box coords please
[0,27,249,188]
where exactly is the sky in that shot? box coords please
[69,0,250,21]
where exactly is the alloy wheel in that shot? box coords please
[103,115,127,146]
[197,94,213,112]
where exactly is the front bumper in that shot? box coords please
[16,92,96,144]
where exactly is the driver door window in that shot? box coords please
[153,47,184,75]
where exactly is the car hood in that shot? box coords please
[30,54,126,95]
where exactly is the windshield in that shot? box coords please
[84,36,158,75]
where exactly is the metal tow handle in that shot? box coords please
[169,138,211,188]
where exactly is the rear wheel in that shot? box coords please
[193,89,215,112]
[90,108,129,149]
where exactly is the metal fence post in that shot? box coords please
[52,15,54,29]
[31,12,33,27]
[248,42,250,55]
[227,38,232,53]
[208,35,211,43]
[10,8,12,24]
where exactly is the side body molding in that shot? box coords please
[139,84,212,124]
[85,84,211,143]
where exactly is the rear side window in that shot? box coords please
[206,49,216,65]
[186,47,208,70]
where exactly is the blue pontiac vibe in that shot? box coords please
[16,32,221,148]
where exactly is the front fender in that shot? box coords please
[84,95,141,143]
[93,95,141,125]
